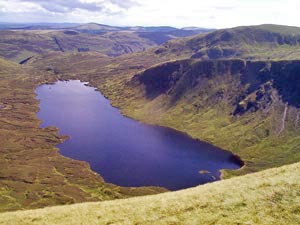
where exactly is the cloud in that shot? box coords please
[33,0,103,13]
[0,0,138,14]
[0,0,300,28]
[110,0,139,9]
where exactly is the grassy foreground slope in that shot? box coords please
[1,161,300,225]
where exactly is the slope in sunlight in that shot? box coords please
[155,24,300,60]
[1,161,300,224]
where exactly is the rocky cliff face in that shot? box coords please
[134,59,300,113]
[128,59,300,176]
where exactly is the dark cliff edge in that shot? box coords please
[132,59,300,113]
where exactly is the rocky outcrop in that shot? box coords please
[132,59,192,99]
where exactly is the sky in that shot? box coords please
[0,0,299,29]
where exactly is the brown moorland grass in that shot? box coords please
[0,57,166,212]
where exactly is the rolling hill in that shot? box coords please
[0,29,157,62]
[155,24,300,60]
[0,23,212,63]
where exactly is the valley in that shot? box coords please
[0,23,300,223]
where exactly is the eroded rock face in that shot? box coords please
[132,59,192,99]
[135,59,300,115]
[235,60,300,114]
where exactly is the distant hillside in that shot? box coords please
[74,23,121,31]
[1,161,300,224]
[0,23,212,63]
[0,22,80,30]
[155,24,300,60]
[0,29,158,62]
[73,23,213,44]
[0,57,22,73]
[74,23,179,33]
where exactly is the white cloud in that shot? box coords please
[119,0,299,28]
[0,0,299,28]
[0,0,45,13]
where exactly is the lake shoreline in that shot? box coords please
[36,79,244,190]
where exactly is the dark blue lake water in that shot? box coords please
[36,80,241,190]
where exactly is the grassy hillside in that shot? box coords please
[74,23,121,32]
[1,161,300,224]
[0,30,59,63]
[156,24,300,60]
[0,24,210,63]
[66,23,213,43]
[0,30,157,62]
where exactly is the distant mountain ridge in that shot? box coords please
[0,22,213,32]
[0,22,213,62]
[0,22,81,30]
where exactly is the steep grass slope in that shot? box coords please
[1,161,300,224]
